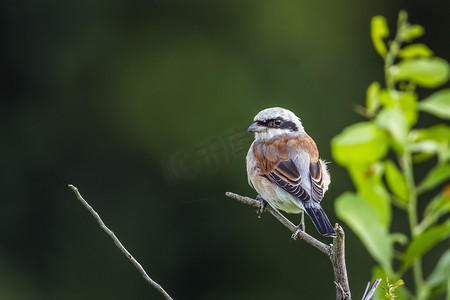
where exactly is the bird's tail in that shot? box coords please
[303,202,336,237]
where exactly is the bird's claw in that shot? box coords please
[292,211,305,240]
[291,225,305,240]
[256,195,267,218]
[298,222,305,232]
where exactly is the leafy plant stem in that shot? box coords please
[385,42,401,90]
[336,10,450,299]
[384,15,404,89]
[386,11,429,298]
[400,151,426,299]
[401,153,418,233]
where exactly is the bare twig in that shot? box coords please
[331,225,351,299]
[68,184,174,300]
[226,191,352,300]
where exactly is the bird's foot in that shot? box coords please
[256,195,267,218]
[291,227,304,240]
[298,223,305,232]
[299,210,305,231]
[291,213,305,240]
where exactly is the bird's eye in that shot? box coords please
[274,119,282,126]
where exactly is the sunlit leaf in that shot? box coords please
[380,90,418,126]
[366,81,381,117]
[335,192,393,272]
[437,145,450,165]
[424,190,450,221]
[401,24,425,42]
[412,153,436,164]
[398,44,434,59]
[412,124,450,144]
[390,232,409,245]
[411,140,439,154]
[391,58,450,88]
[331,122,389,167]
[427,248,450,288]
[415,190,450,234]
[401,223,450,272]
[348,165,391,226]
[412,143,450,164]
[411,124,450,163]
[384,160,410,202]
[371,16,389,58]
[417,163,450,194]
[376,108,409,153]
[418,89,450,120]
[411,141,439,163]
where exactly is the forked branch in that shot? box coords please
[226,191,361,300]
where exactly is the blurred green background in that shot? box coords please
[2,1,449,299]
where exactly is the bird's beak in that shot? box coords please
[248,122,265,133]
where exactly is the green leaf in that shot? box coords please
[376,108,409,153]
[401,223,450,272]
[436,145,450,165]
[335,192,393,272]
[384,160,410,202]
[425,192,450,221]
[366,81,381,117]
[411,140,439,154]
[411,124,450,163]
[391,232,409,245]
[380,90,418,126]
[371,16,389,58]
[416,192,450,234]
[401,24,425,42]
[427,248,450,288]
[331,122,389,167]
[348,164,391,227]
[411,143,450,164]
[398,44,434,59]
[411,141,439,163]
[412,124,450,144]
[391,57,450,88]
[418,89,450,120]
[418,163,450,194]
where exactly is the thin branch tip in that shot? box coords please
[68,185,80,194]
[68,184,174,300]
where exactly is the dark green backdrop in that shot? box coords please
[2,1,449,299]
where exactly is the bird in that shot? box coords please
[246,107,336,237]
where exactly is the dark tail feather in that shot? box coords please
[303,202,336,237]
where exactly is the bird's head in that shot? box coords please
[248,107,305,140]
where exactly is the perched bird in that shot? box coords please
[246,107,336,237]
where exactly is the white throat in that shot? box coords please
[254,128,304,140]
